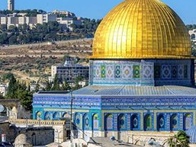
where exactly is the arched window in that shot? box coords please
[157,114,165,131]
[184,113,192,130]
[105,113,113,130]
[144,114,151,131]
[92,113,99,130]
[53,112,60,120]
[44,112,51,120]
[131,114,139,130]
[118,114,125,131]
[170,114,178,131]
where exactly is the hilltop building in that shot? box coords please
[52,10,76,17]
[37,14,57,24]
[0,13,82,30]
[57,17,82,31]
[7,0,14,11]
[189,29,196,42]
[33,0,196,145]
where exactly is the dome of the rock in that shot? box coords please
[92,0,191,59]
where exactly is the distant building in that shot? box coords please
[57,17,82,31]
[0,16,7,25]
[0,10,82,30]
[1,15,37,28]
[7,0,14,11]
[51,57,89,83]
[189,29,196,43]
[52,10,76,17]
[37,14,57,24]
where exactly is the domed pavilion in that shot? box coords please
[33,0,196,144]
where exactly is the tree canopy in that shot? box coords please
[0,18,100,45]
[6,74,32,111]
[166,130,190,147]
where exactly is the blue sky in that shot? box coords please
[0,0,195,24]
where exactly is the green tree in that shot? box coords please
[9,35,17,44]
[72,76,83,90]
[51,74,61,90]
[167,130,190,147]
[61,80,71,91]
[44,80,52,91]
[6,74,17,98]
[6,74,33,110]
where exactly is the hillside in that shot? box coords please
[0,39,92,83]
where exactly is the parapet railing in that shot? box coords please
[9,119,66,126]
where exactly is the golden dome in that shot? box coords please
[91,0,191,59]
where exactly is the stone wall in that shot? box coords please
[0,122,16,143]
[17,127,54,146]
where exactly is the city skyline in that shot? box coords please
[0,0,195,24]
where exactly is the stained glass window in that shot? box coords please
[184,113,192,130]
[93,114,99,130]
[144,114,151,130]
[106,114,113,130]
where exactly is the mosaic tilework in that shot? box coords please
[154,65,161,79]
[101,65,106,78]
[178,65,184,79]
[161,65,171,79]
[90,59,192,86]
[184,65,188,78]
[106,65,114,78]
[115,65,121,78]
[91,60,155,85]
[142,64,153,79]
[172,66,177,78]
[93,66,100,78]
[133,65,140,78]
[122,65,132,78]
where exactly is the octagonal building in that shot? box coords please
[33,0,196,143]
